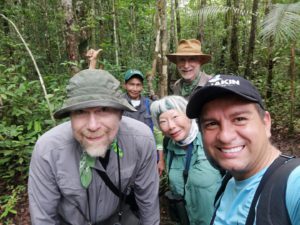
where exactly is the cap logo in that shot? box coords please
[209,75,240,87]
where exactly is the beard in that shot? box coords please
[81,131,114,158]
[84,143,109,158]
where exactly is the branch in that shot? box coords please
[0,14,55,122]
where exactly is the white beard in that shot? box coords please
[84,143,109,158]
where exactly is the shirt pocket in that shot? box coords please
[114,164,136,193]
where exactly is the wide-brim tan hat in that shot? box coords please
[54,69,136,119]
[166,39,211,65]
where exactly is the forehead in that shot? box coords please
[159,109,183,119]
[176,56,200,61]
[201,96,257,117]
[72,106,119,113]
[125,76,143,84]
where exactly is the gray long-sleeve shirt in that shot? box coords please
[28,116,160,225]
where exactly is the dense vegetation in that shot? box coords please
[0,0,299,223]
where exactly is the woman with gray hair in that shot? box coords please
[151,95,221,225]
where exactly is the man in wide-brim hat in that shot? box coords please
[166,39,212,99]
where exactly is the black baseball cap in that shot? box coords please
[186,74,265,119]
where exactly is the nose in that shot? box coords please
[167,119,176,130]
[87,114,100,131]
[216,122,236,144]
[183,59,190,67]
[132,85,138,91]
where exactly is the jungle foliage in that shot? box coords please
[0,0,299,221]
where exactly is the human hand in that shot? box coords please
[157,158,165,177]
[86,49,102,60]
[86,49,102,69]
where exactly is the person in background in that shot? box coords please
[151,95,222,225]
[28,69,160,225]
[86,49,165,176]
[166,39,212,100]
[122,69,165,176]
[186,74,300,225]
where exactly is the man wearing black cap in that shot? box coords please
[28,69,160,225]
[186,75,300,225]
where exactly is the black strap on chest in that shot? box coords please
[256,156,300,225]
[168,143,193,197]
[95,169,123,198]
[245,155,294,225]
[210,154,299,225]
[94,142,134,223]
[209,172,232,225]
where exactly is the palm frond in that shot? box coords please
[259,3,300,43]
[197,5,252,22]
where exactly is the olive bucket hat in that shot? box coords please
[54,69,136,119]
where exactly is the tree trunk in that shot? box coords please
[129,3,138,58]
[91,0,96,48]
[265,40,274,101]
[98,0,105,50]
[112,0,119,66]
[0,1,6,112]
[42,0,53,64]
[62,0,79,75]
[198,0,206,43]
[169,0,177,53]
[219,0,231,72]
[1,0,12,57]
[158,0,168,97]
[77,1,92,65]
[244,0,259,79]
[167,0,178,94]
[175,0,181,41]
[229,0,239,74]
[288,42,296,133]
[147,9,161,98]
[264,0,274,102]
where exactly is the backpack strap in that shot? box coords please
[210,155,298,225]
[144,97,154,132]
[183,143,193,197]
[210,172,232,225]
[168,143,193,197]
[256,157,300,225]
[245,155,294,225]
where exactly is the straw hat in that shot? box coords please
[166,39,211,65]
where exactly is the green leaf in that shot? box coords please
[79,152,96,188]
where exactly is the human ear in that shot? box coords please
[263,111,272,138]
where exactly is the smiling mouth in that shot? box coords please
[170,130,181,138]
[182,69,192,73]
[85,137,102,142]
[84,133,105,141]
[219,146,244,153]
[87,136,101,139]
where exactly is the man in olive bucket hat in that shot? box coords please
[28,69,160,225]
[167,39,212,99]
